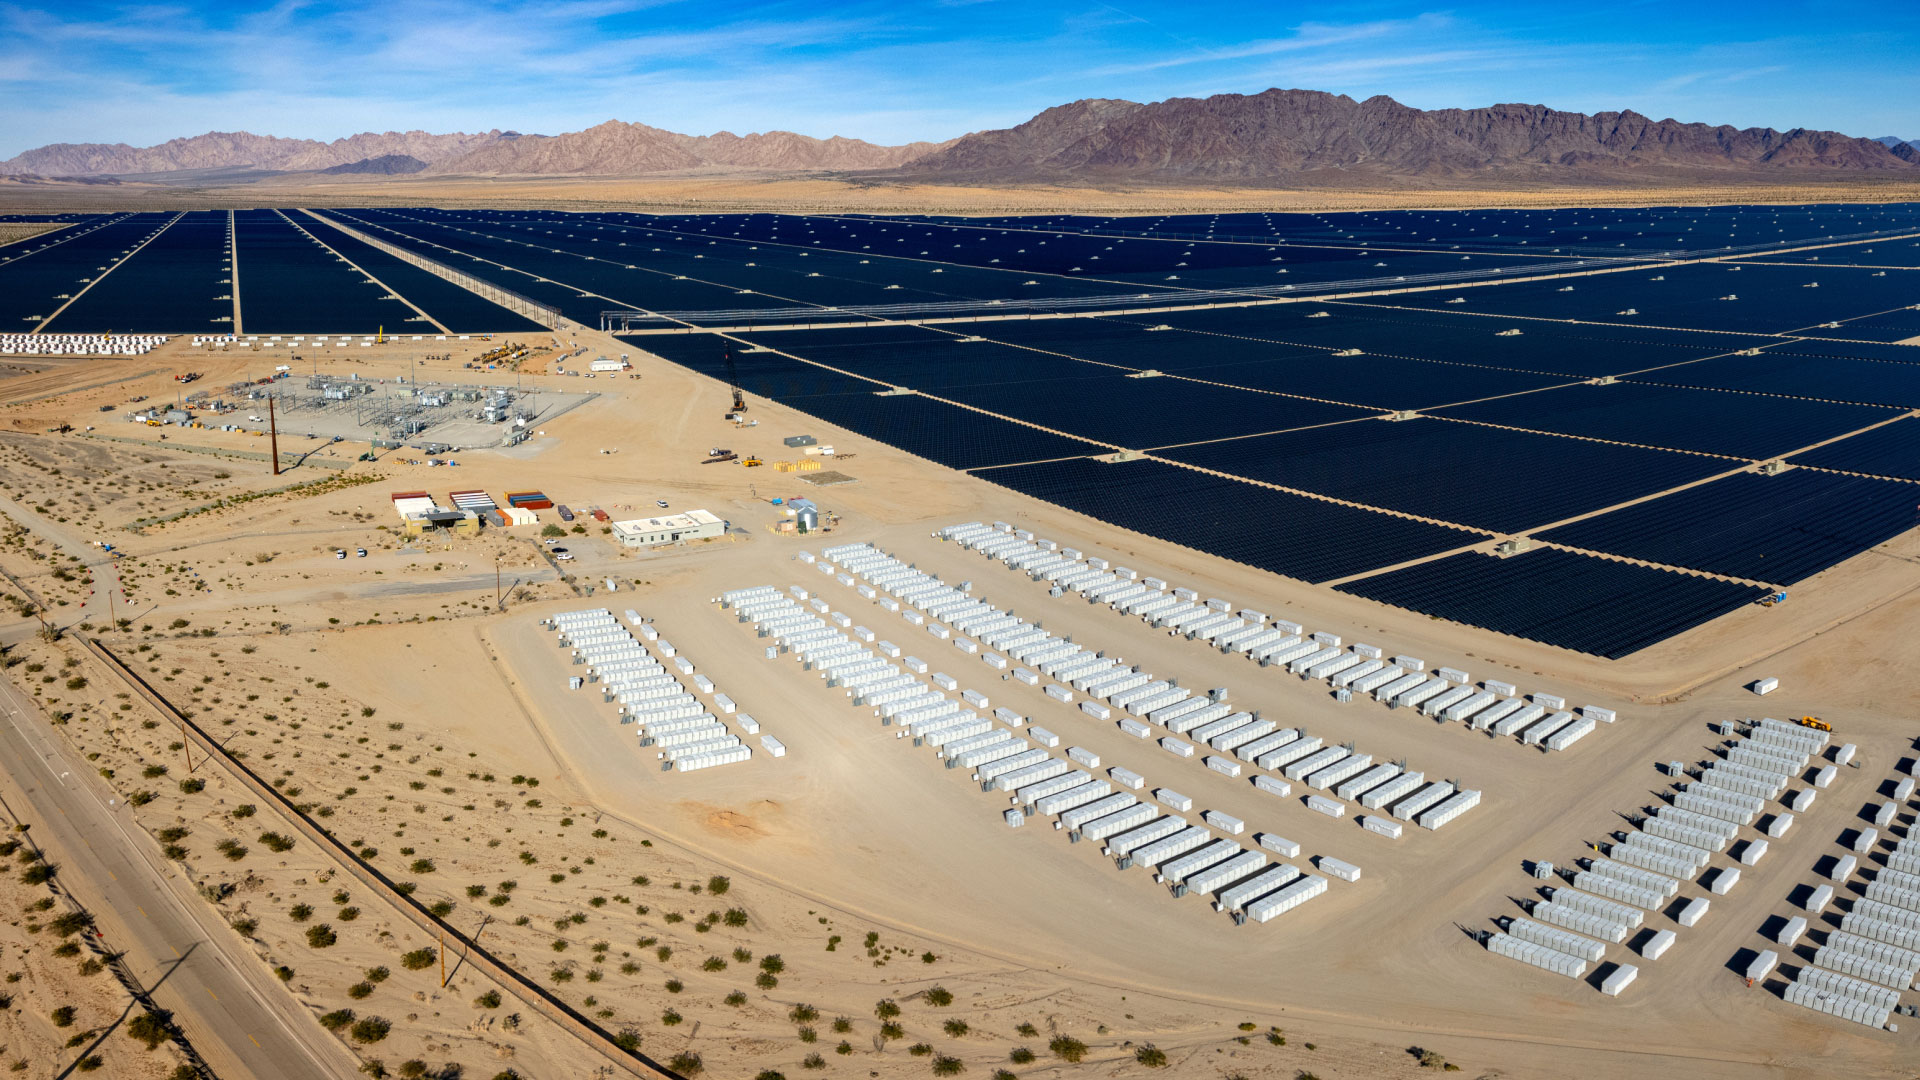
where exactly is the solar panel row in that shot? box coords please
[974,457,1487,584]
[1155,417,1731,534]
[1433,381,1900,460]
[1333,548,1770,659]
[1789,416,1920,480]
[1538,470,1920,585]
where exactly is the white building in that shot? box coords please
[589,357,630,373]
[611,509,726,547]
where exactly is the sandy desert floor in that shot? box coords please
[0,314,1912,1080]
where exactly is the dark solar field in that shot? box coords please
[1789,417,1920,480]
[1537,470,1920,584]
[1431,381,1901,459]
[0,213,172,329]
[16,201,1919,657]
[976,457,1487,584]
[1332,548,1770,660]
[297,216,546,334]
[605,204,1919,657]
[45,211,232,334]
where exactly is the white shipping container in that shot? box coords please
[1362,815,1404,839]
[1317,855,1361,882]
[1067,745,1101,768]
[1203,809,1245,835]
[1251,775,1291,799]
[1028,726,1060,748]
[1676,897,1710,927]
[1306,795,1345,818]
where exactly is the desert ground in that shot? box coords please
[0,261,1913,1080]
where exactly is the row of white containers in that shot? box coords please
[546,607,757,771]
[940,520,1615,751]
[743,555,1330,928]
[1775,754,1913,1030]
[1480,721,1825,992]
[872,533,1479,831]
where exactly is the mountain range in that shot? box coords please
[5,89,1915,186]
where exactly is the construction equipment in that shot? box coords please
[1791,716,1832,733]
[723,346,747,416]
[702,448,737,464]
[741,456,764,468]
[174,372,201,383]
[1759,591,1788,607]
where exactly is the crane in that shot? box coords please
[723,346,746,417]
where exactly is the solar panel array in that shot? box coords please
[599,206,1919,657]
[976,457,1486,584]
[1332,549,1771,660]
[1789,417,1920,480]
[1537,470,1920,584]
[25,201,1917,657]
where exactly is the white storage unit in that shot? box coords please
[1251,775,1292,798]
[1028,726,1060,748]
[1067,745,1102,768]
[1156,788,1194,812]
[760,734,786,757]
[1185,850,1268,897]
[1642,929,1677,960]
[1162,737,1196,758]
[1306,795,1345,818]
[1709,866,1742,894]
[1107,816,1186,857]
[1417,789,1482,831]
[1216,865,1301,913]
[1257,833,1302,858]
[1600,964,1638,997]
[1316,856,1361,882]
[1204,755,1243,778]
[1487,932,1588,979]
[1783,980,1890,1028]
[1203,809,1245,835]
[1244,874,1328,923]
[1109,766,1145,791]
[1676,897,1710,927]
[1361,815,1404,839]
[1534,900,1629,944]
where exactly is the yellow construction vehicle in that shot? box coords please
[1791,716,1832,733]
[740,456,764,468]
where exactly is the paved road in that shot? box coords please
[0,674,360,1080]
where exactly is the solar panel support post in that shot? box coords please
[268,395,280,476]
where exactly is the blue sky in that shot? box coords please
[2,0,1915,155]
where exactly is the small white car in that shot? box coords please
[334,550,346,559]
[356,548,367,557]
[555,552,574,561]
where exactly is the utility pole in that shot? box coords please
[267,395,280,476]
[439,930,447,987]
[495,559,502,610]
